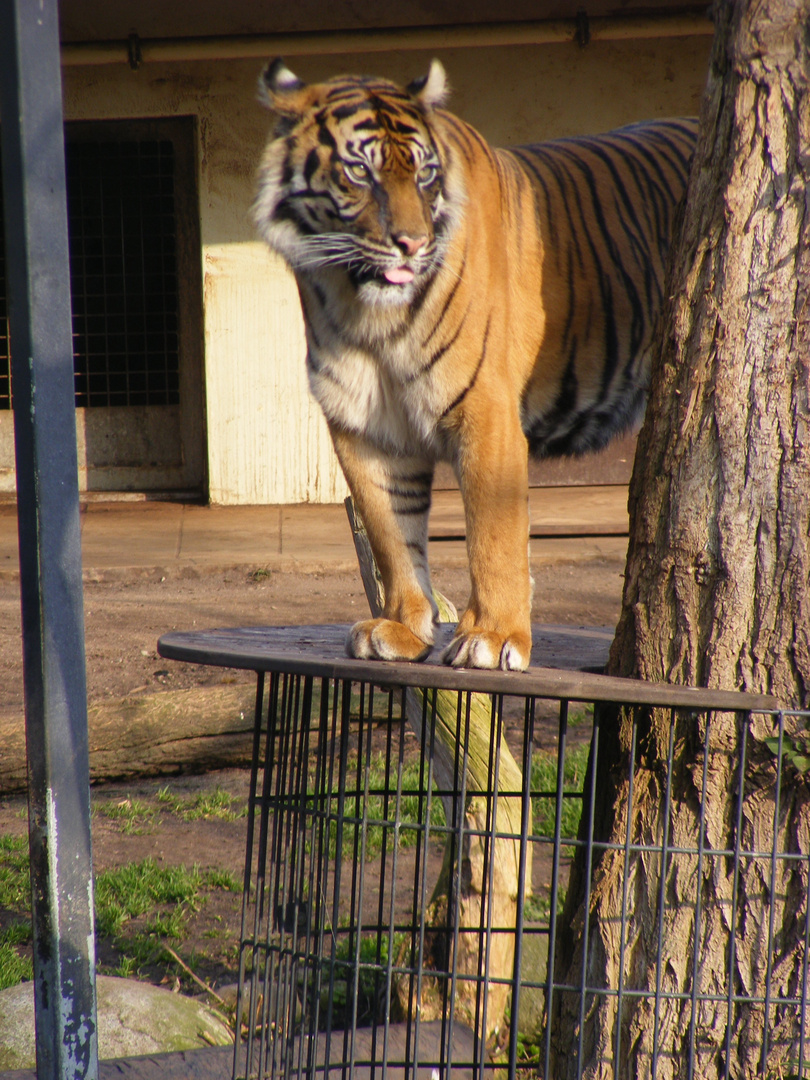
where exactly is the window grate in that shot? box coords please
[0,134,181,409]
[0,214,8,408]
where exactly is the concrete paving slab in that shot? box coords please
[529,534,629,565]
[0,487,629,580]
[81,502,183,568]
[430,485,629,537]
[279,503,359,568]
[178,504,282,563]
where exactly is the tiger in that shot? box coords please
[253,58,697,672]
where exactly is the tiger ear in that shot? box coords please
[258,58,312,117]
[408,59,449,110]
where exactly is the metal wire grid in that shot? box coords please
[0,211,8,407]
[233,670,810,1080]
[68,138,179,408]
[0,137,180,409]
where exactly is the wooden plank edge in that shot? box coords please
[0,1044,232,1079]
[157,629,781,713]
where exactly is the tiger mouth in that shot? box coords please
[349,264,417,288]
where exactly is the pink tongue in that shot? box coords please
[384,266,415,285]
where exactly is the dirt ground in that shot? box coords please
[0,558,625,709]
[0,555,624,1001]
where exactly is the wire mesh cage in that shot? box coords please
[216,635,809,1080]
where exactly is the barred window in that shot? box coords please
[0,127,181,409]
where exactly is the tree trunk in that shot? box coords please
[553,2,810,1077]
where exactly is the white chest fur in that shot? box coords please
[307,333,448,459]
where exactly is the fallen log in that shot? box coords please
[0,684,257,794]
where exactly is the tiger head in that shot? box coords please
[254,59,462,306]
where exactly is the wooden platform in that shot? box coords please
[158,624,779,713]
[0,1024,477,1079]
[0,1046,232,1080]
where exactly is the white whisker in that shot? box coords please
[286,229,445,283]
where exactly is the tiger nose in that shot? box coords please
[394,233,428,257]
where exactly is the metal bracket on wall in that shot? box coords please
[127,31,142,70]
[576,8,591,47]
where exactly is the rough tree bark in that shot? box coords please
[553,3,810,1078]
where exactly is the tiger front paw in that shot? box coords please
[441,629,531,672]
[347,618,433,663]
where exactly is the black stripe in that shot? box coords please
[642,121,697,175]
[280,159,294,186]
[318,123,337,149]
[440,114,488,168]
[312,283,327,307]
[393,502,432,516]
[272,201,317,233]
[300,296,321,348]
[511,147,572,264]
[308,359,344,391]
[406,304,469,384]
[422,263,464,348]
[549,143,643,385]
[331,103,362,121]
[393,470,434,487]
[377,482,431,500]
[559,254,578,370]
[388,119,421,136]
[443,113,493,160]
[575,139,664,315]
[525,144,597,362]
[306,282,343,339]
[439,316,490,421]
[303,149,320,184]
[325,85,365,104]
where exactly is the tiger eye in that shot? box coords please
[345,162,370,183]
[418,164,439,187]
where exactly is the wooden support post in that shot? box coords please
[344,497,529,1038]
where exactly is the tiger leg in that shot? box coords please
[331,427,438,662]
[442,413,533,672]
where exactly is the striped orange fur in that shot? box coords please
[254,59,696,671]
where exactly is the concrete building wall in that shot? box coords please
[60,35,711,504]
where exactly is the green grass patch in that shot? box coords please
[532,743,589,841]
[313,753,447,862]
[95,859,205,936]
[0,839,241,986]
[156,785,247,823]
[321,930,408,1027]
[313,742,589,862]
[95,786,247,832]
[95,797,157,835]
[0,837,34,989]
[0,936,33,990]
[0,835,30,910]
[94,858,240,971]
[569,704,594,727]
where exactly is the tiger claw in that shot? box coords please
[347,618,432,662]
[441,630,530,672]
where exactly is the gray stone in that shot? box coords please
[0,975,232,1071]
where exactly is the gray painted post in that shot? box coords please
[0,1,99,1078]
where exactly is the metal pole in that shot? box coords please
[0,1,99,1077]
